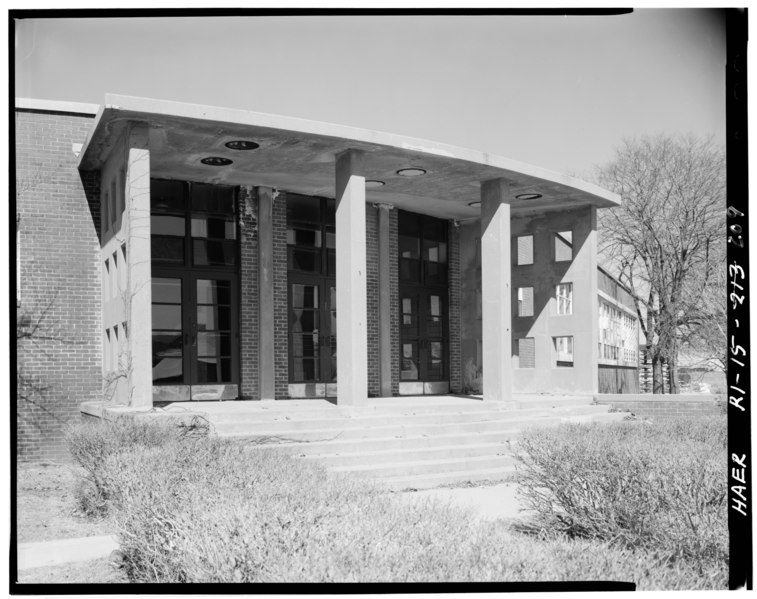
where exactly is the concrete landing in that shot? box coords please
[17,535,119,570]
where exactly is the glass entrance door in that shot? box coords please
[152,273,239,401]
[150,179,239,402]
[400,288,448,392]
[288,278,337,397]
[398,210,450,395]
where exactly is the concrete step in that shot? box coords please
[213,404,613,437]
[380,466,519,491]
[257,429,521,456]
[330,453,516,478]
[296,441,513,468]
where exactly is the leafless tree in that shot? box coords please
[596,134,726,393]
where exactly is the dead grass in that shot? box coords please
[16,462,113,542]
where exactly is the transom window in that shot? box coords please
[556,283,573,315]
[150,179,237,269]
[399,212,448,285]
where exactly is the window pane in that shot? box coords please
[517,338,535,368]
[292,284,319,309]
[518,287,534,317]
[401,342,419,380]
[555,231,573,262]
[192,217,236,240]
[195,357,232,382]
[152,305,182,330]
[197,280,231,305]
[151,237,185,263]
[400,258,421,281]
[288,249,320,272]
[399,236,420,259]
[291,334,319,358]
[424,240,447,263]
[153,358,183,384]
[191,184,235,214]
[152,278,181,304]
[292,358,317,382]
[555,336,574,365]
[287,194,321,224]
[287,228,321,247]
[152,331,182,355]
[197,332,232,356]
[151,179,186,212]
[517,236,534,265]
[428,341,444,379]
[193,240,236,266]
[292,309,319,333]
[152,215,185,236]
[399,212,420,236]
[197,305,231,330]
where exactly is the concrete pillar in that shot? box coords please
[576,207,600,393]
[257,186,276,400]
[480,178,512,402]
[125,123,152,408]
[335,150,368,405]
[376,203,394,397]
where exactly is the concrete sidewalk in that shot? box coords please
[397,482,535,521]
[17,535,119,570]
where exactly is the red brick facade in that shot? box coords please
[16,109,101,461]
[238,186,259,400]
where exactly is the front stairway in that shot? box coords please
[187,395,625,490]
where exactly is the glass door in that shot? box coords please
[288,277,336,397]
[400,288,448,388]
[150,179,239,402]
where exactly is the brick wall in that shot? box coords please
[366,206,380,396]
[448,222,462,393]
[389,209,400,396]
[596,395,725,420]
[238,186,259,400]
[16,109,101,462]
[273,193,289,399]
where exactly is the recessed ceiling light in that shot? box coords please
[225,140,260,150]
[515,193,542,201]
[366,180,385,188]
[201,157,233,166]
[397,168,427,177]
[468,201,481,207]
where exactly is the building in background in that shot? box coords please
[15,95,637,460]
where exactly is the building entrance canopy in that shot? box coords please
[78,95,618,221]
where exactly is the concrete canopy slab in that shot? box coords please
[78,94,619,220]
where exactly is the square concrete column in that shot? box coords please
[480,178,512,402]
[257,186,276,400]
[376,203,394,397]
[125,123,152,408]
[335,150,368,405]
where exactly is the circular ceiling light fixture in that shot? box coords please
[467,200,481,207]
[201,157,233,166]
[515,193,543,201]
[397,168,427,177]
[225,140,260,150]
[366,180,385,188]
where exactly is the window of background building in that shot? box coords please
[556,282,573,315]
[516,337,535,368]
[555,231,573,262]
[554,336,574,366]
[517,287,534,317]
[516,235,533,265]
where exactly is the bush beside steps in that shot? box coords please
[65,417,727,587]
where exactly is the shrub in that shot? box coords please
[65,417,202,516]
[513,416,728,574]
[97,434,725,587]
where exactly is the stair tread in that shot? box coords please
[331,453,514,473]
[292,441,513,459]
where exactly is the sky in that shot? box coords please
[14,9,727,179]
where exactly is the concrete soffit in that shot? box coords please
[75,94,620,220]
